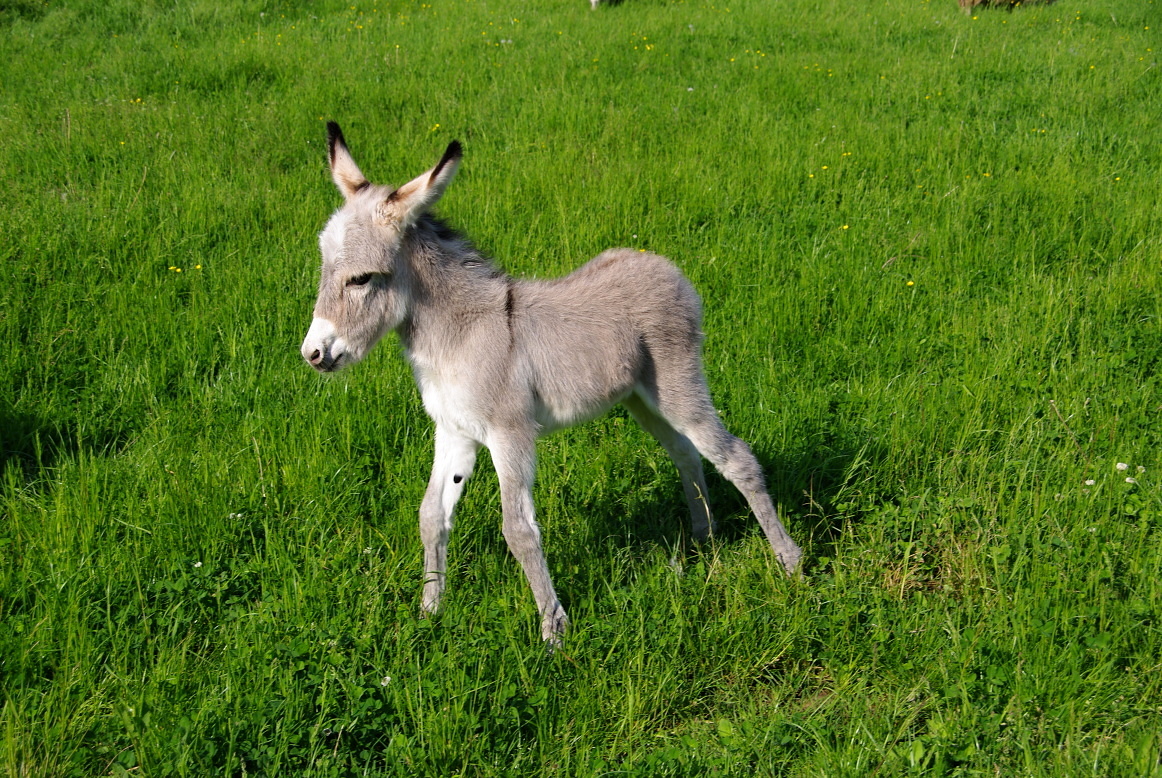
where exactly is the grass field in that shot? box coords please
[2,0,1161,774]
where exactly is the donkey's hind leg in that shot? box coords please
[648,383,802,575]
[622,392,716,540]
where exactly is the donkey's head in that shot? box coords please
[301,123,462,372]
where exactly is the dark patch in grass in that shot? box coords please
[760,423,887,571]
[0,402,133,483]
[0,0,45,25]
[186,57,282,97]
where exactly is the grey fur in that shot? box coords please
[301,124,802,642]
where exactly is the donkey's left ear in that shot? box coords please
[383,140,463,226]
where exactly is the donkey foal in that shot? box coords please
[301,123,802,643]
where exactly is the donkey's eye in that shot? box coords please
[347,273,374,287]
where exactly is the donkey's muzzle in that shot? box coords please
[304,346,336,372]
[301,318,346,372]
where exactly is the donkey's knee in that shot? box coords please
[419,504,449,548]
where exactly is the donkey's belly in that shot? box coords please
[532,386,631,435]
[527,343,646,436]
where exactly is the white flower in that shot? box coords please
[1084,479,1095,486]
[1138,465,1146,474]
[194,561,203,568]
[1126,477,1137,484]
[1116,463,1129,471]
[380,676,391,686]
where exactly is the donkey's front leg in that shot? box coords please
[490,434,568,643]
[419,426,480,615]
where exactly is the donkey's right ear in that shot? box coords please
[326,122,370,199]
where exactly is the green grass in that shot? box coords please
[2,0,1160,774]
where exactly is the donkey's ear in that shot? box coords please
[426,140,463,196]
[326,122,370,199]
[382,140,462,226]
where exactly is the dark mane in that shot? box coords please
[413,213,505,280]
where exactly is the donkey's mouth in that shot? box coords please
[306,351,345,373]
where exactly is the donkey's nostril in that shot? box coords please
[308,349,322,364]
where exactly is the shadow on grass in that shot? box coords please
[0,400,133,484]
[761,425,886,570]
[545,417,883,577]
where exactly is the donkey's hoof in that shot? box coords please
[691,522,719,544]
[541,606,569,646]
[420,594,442,617]
[779,545,804,577]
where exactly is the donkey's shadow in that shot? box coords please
[527,413,879,576]
[0,404,132,482]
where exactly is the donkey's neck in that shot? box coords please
[397,216,510,360]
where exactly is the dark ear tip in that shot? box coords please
[326,122,346,153]
[429,140,463,183]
